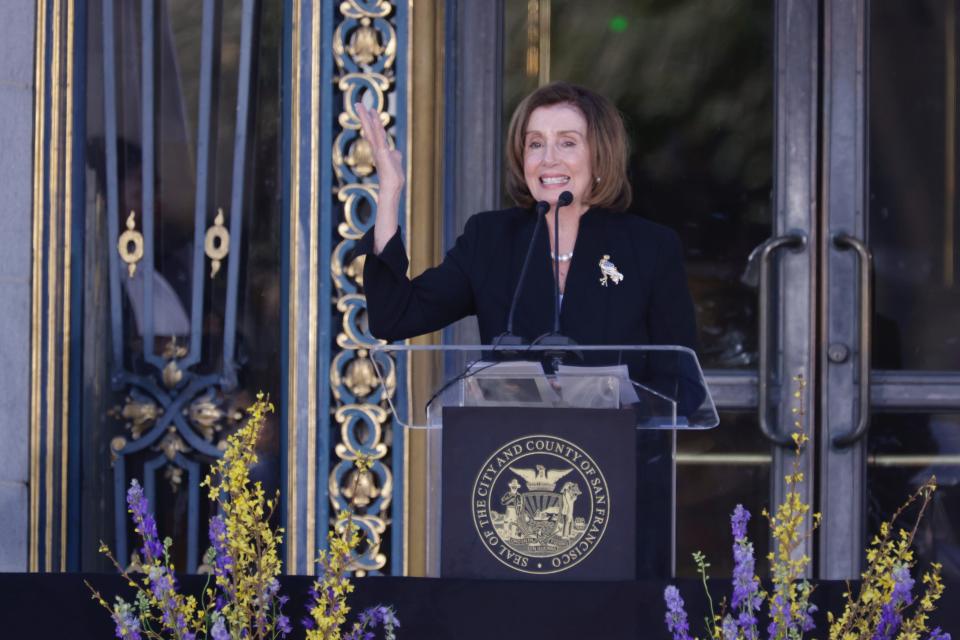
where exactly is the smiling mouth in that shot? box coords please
[540,176,570,186]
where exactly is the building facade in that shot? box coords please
[2,0,959,581]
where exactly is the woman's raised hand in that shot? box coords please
[356,102,403,253]
[355,102,405,200]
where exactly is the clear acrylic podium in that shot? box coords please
[369,344,718,577]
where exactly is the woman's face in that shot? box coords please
[523,103,593,212]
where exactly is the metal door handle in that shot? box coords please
[757,233,807,446]
[832,232,873,448]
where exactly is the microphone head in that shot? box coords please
[558,191,574,206]
[535,200,550,215]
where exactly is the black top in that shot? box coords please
[360,206,698,349]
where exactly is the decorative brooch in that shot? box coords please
[598,254,623,286]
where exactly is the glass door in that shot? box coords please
[819,0,960,580]
[500,0,819,576]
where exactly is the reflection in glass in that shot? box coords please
[868,414,960,581]
[676,413,771,577]
[503,0,773,368]
[869,1,960,370]
[80,0,282,570]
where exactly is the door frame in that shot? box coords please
[448,0,822,575]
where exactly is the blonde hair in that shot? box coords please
[505,82,631,211]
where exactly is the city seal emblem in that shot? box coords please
[471,434,610,575]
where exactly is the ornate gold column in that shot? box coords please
[30,0,75,573]
[404,0,445,576]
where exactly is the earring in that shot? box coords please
[594,176,601,184]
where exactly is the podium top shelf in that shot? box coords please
[359,343,719,431]
[364,343,698,354]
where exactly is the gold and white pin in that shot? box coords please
[598,254,623,286]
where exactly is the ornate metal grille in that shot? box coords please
[95,0,278,570]
[326,0,406,575]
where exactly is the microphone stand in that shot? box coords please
[493,201,551,353]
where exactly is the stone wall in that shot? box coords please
[0,1,35,572]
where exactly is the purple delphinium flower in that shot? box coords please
[927,628,952,640]
[800,602,818,633]
[276,614,292,636]
[738,611,759,640]
[127,480,164,562]
[731,537,759,609]
[891,565,915,606]
[872,565,915,640]
[365,605,399,629]
[767,592,792,638]
[210,616,229,640]
[111,601,142,640]
[323,585,342,616]
[873,603,902,640]
[147,565,191,637]
[267,578,281,597]
[208,515,233,579]
[730,505,762,638]
[664,585,692,640]
[721,615,738,640]
[303,582,324,630]
[730,504,759,610]
[344,608,398,640]
[343,626,365,640]
[731,504,750,540]
[261,577,284,611]
[147,566,176,617]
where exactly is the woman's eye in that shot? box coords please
[528,140,542,149]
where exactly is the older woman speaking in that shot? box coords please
[356,82,698,578]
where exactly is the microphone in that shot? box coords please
[494,200,551,349]
[534,191,579,370]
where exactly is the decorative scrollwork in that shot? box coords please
[164,465,184,493]
[345,137,375,178]
[341,467,381,508]
[339,0,392,21]
[342,353,378,398]
[155,429,192,462]
[329,0,402,574]
[331,343,396,405]
[332,78,392,185]
[186,394,226,441]
[153,430,192,492]
[117,210,144,278]
[110,395,161,440]
[334,184,379,241]
[110,436,128,465]
[162,360,184,389]
[204,208,230,278]
[162,337,188,360]
[333,4,397,73]
[189,392,242,442]
[347,18,385,66]
[334,512,387,576]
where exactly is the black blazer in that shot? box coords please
[360,206,698,350]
